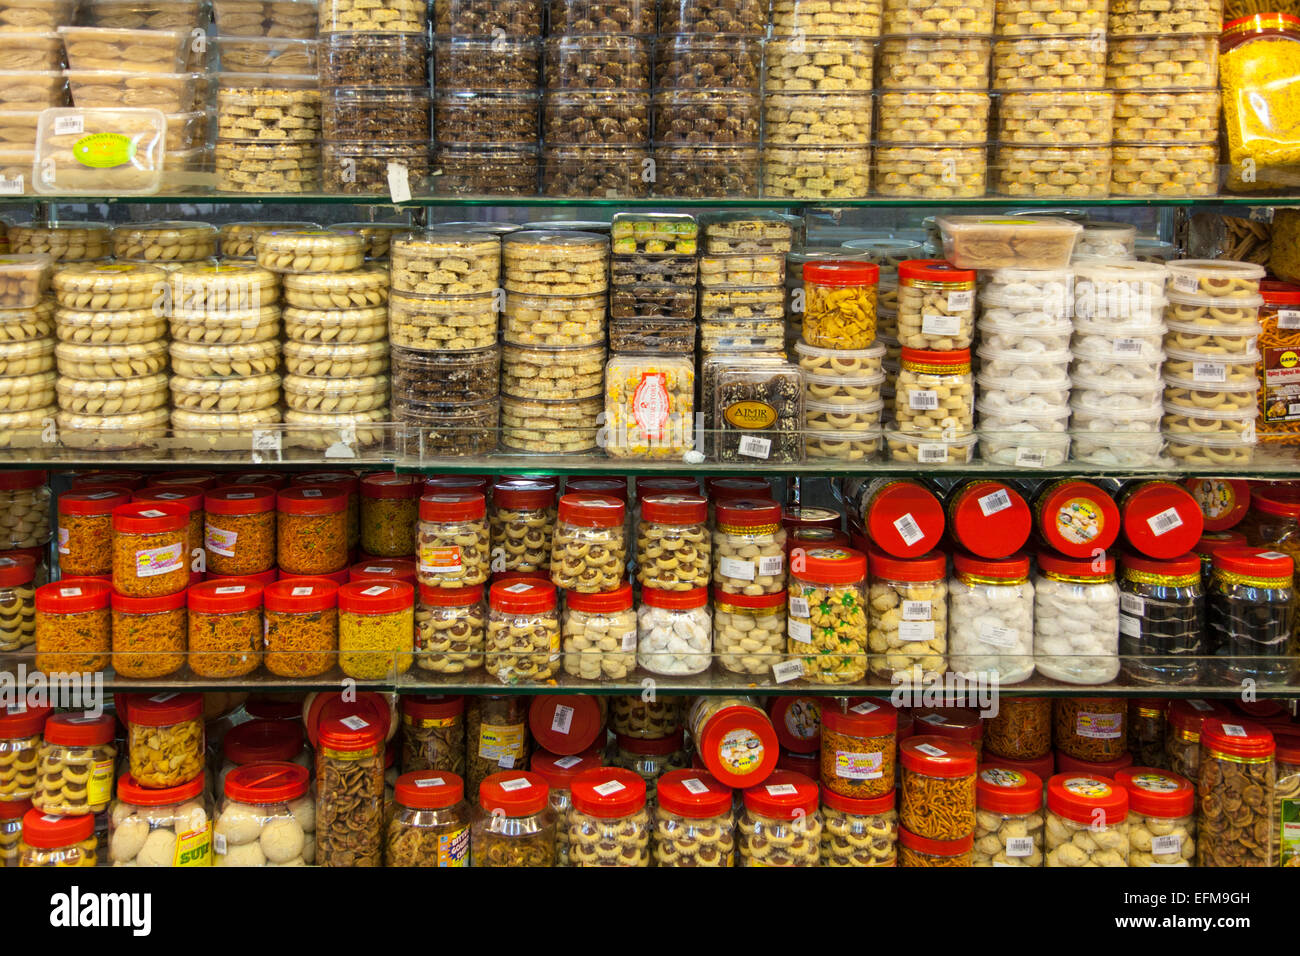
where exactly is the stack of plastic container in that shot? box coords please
[840,237,923,418]
[608,212,698,357]
[111,221,217,268]
[0,29,65,192]
[542,0,651,198]
[0,255,55,443]
[1069,256,1169,467]
[763,0,878,198]
[214,71,321,194]
[652,0,764,198]
[876,0,992,197]
[1161,259,1266,468]
[1106,0,1221,196]
[990,0,1111,197]
[167,260,283,444]
[433,0,541,196]
[389,227,499,457]
[52,261,171,449]
[318,0,428,196]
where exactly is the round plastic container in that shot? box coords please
[1119,552,1204,687]
[1034,552,1120,684]
[787,546,869,685]
[897,260,976,350]
[0,554,36,653]
[1114,766,1195,866]
[111,501,189,598]
[1045,773,1129,866]
[868,548,948,684]
[204,485,276,577]
[18,809,96,867]
[109,773,212,867]
[187,579,263,678]
[472,770,554,867]
[57,487,130,577]
[973,767,1043,866]
[738,771,822,867]
[124,692,204,788]
[1033,478,1120,558]
[1208,547,1296,687]
[31,713,114,816]
[687,695,779,790]
[486,578,559,683]
[550,493,626,593]
[338,579,414,680]
[654,769,736,867]
[316,711,386,867]
[948,552,1035,684]
[34,579,112,674]
[562,583,636,681]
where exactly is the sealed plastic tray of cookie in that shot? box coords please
[1071,221,1138,260]
[170,308,279,345]
[0,70,65,108]
[501,341,605,400]
[658,0,767,35]
[610,212,697,255]
[793,339,886,378]
[647,143,760,199]
[319,0,426,33]
[698,286,785,320]
[976,384,1070,419]
[1105,33,1219,90]
[1072,329,1165,363]
[1164,317,1261,356]
[884,0,992,33]
[283,372,388,414]
[1068,369,1163,407]
[0,108,40,145]
[286,405,392,450]
[212,0,318,37]
[1165,430,1255,466]
[806,397,884,431]
[33,107,166,195]
[111,220,217,261]
[805,426,882,461]
[884,426,977,463]
[169,339,279,379]
[9,221,109,259]
[978,312,1073,351]
[218,220,319,259]
[57,25,188,72]
[540,143,652,199]
[764,35,874,93]
[935,214,1081,269]
[213,37,318,73]
[81,0,203,28]
[1159,373,1256,413]
[430,36,540,92]
[57,405,169,449]
[975,343,1073,379]
[874,143,989,198]
[280,266,388,311]
[1070,397,1164,432]
[995,0,1105,34]
[609,285,696,320]
[0,337,52,376]
[979,429,1070,465]
[698,253,785,289]
[55,306,164,344]
[171,406,281,446]
[1072,429,1166,466]
[1162,346,1260,389]
[0,300,54,342]
[877,34,992,90]
[388,293,497,352]
[51,262,167,310]
[255,228,365,274]
[1163,398,1258,433]
[651,90,760,147]
[761,143,873,198]
[64,70,198,112]
[699,211,798,255]
[609,255,697,286]
[1111,90,1219,144]
[55,338,166,378]
[977,397,1071,429]
[990,36,1107,91]
[0,144,31,189]
[281,304,385,346]
[171,371,281,411]
[804,370,887,405]
[992,142,1112,198]
[875,90,989,144]
[0,0,73,31]
[1071,319,1164,359]
[1072,259,1169,318]
[214,140,321,194]
[321,141,433,196]
[169,261,279,314]
[502,290,605,348]
[995,91,1115,145]
[0,373,53,411]
[1110,142,1217,198]
[699,321,786,352]
[0,31,60,69]
[389,228,499,293]
[56,371,167,413]
[1165,259,1266,300]
[548,0,653,33]
[284,338,387,378]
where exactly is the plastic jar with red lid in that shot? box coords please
[1034,550,1120,684]
[984,697,1051,761]
[914,707,984,760]
[529,694,605,757]
[853,477,945,558]
[949,551,1034,684]
[1118,551,1204,687]
[868,548,948,685]
[277,486,349,577]
[802,259,881,349]
[785,527,851,558]
[946,479,1031,559]
[767,696,821,754]
[636,585,710,676]
[400,695,465,777]
[316,707,386,867]
[1241,485,1300,566]
[1033,478,1120,558]
[531,748,602,868]
[1193,529,1248,588]
[290,471,361,549]
[1045,773,1129,866]
[688,695,779,790]
[610,694,682,740]
[900,736,977,841]
[1113,766,1196,867]
[0,553,36,653]
[1209,546,1296,686]
[187,579,263,679]
[550,493,627,593]
[563,582,637,681]
[386,770,470,868]
[1197,718,1276,867]
[112,501,190,598]
[73,470,149,491]
[218,719,309,796]
[898,259,976,350]
[973,767,1044,867]
[637,493,710,591]
[486,578,559,682]
[567,766,651,867]
[1118,480,1204,559]
[35,579,111,674]
[134,486,204,569]
[820,786,898,867]
[215,762,314,867]
[123,692,205,788]
[738,770,822,867]
[611,730,689,807]
[0,798,28,865]
[0,469,50,551]
[1054,696,1127,763]
[982,751,1055,787]
[1184,478,1250,532]
[490,477,558,575]
[338,579,414,681]
[359,472,421,558]
[712,498,786,595]
[787,546,867,685]
[204,485,276,577]
[654,769,735,867]
[894,346,974,439]
[820,700,896,799]
[263,577,339,678]
[0,705,49,803]
[32,712,115,816]
[57,488,129,576]
[18,808,96,867]
[108,773,212,867]
[472,770,555,868]
[899,826,972,867]
[416,582,485,676]
[1165,698,1230,782]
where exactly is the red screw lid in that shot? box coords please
[1273,732,1300,765]
[1251,486,1300,519]
[1054,750,1133,776]
[1199,718,1276,760]
[401,694,464,722]
[419,490,486,523]
[900,346,971,366]
[350,558,417,584]
[264,577,338,614]
[715,589,785,610]
[1121,552,1202,579]
[277,486,347,516]
[804,259,880,286]
[245,697,303,721]
[976,766,1042,815]
[318,709,385,752]
[1183,478,1251,532]
[1166,699,1230,738]
[42,712,114,747]
[0,553,35,588]
[913,708,982,747]
[1212,545,1295,579]
[0,469,45,491]
[741,770,819,820]
[493,477,557,511]
[1120,482,1204,559]
[489,578,556,614]
[565,477,627,501]
[767,696,822,753]
[223,719,304,764]
[1261,278,1300,305]
[696,701,779,788]
[642,586,708,610]
[416,585,483,611]
[898,258,976,284]
[865,480,945,559]
[478,770,549,816]
[1047,773,1128,826]
[557,493,624,528]
[112,501,188,534]
[205,484,276,515]
[224,761,309,804]
[59,488,130,516]
[338,579,414,615]
[71,470,146,490]
[714,497,782,528]
[900,736,977,777]
[822,698,898,739]
[899,826,973,856]
[820,784,895,817]
[0,703,51,738]
[953,551,1031,580]
[150,470,217,488]
[657,769,732,819]
[1035,479,1120,558]
[360,471,422,500]
[565,582,633,613]
[188,579,263,614]
[634,476,699,501]
[35,579,111,614]
[948,481,1031,559]
[1038,550,1115,579]
[1114,767,1194,818]
[640,493,708,525]
[529,695,605,755]
[530,747,603,790]
[395,770,464,809]
[121,691,202,727]
[570,766,647,818]
[21,808,93,847]
[790,546,866,585]
[707,477,771,501]
[134,486,203,514]
[305,692,393,748]
[868,547,946,583]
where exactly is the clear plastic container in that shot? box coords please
[384,770,469,868]
[1208,547,1295,686]
[984,697,1052,761]
[884,0,991,32]
[262,578,338,679]
[9,221,110,260]
[786,547,868,685]
[738,772,822,867]
[713,589,784,675]
[900,736,976,839]
[973,767,1044,866]
[109,773,212,867]
[124,692,204,788]
[653,769,735,867]
[338,579,414,680]
[1045,773,1130,866]
[935,214,1081,269]
[58,24,187,72]
[566,767,650,866]
[255,229,364,275]
[877,90,989,144]
[993,143,1111,198]
[991,36,1106,90]
[187,579,263,678]
[325,88,429,141]
[416,491,488,591]
[712,499,786,596]
[204,484,275,577]
[110,501,188,598]
[319,0,425,32]
[1034,552,1120,684]
[321,141,432,197]
[320,32,426,87]
[1111,142,1218,197]
[18,809,96,867]
[472,770,554,867]
[390,229,498,297]
[869,550,948,684]
[111,588,186,679]
[874,144,987,197]
[431,37,539,92]
[400,695,466,777]
[489,478,556,576]
[550,494,625,593]
[634,586,709,676]
[765,35,874,91]
[560,582,635,680]
[948,552,1034,684]
[636,494,709,591]
[316,710,385,867]
[486,578,559,683]
[877,35,991,90]
[1114,766,1196,867]
[894,347,973,439]
[0,553,35,653]
[1106,33,1219,90]
[414,584,485,675]
[214,36,317,73]
[52,260,166,311]
[897,259,975,349]
[545,33,649,90]
[214,762,313,867]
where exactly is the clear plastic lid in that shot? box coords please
[33,107,165,196]
[1163,345,1261,366]
[1162,399,1259,423]
[57,26,189,73]
[1165,259,1266,298]
[936,215,1082,270]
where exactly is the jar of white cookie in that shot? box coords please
[1034,551,1120,684]
[486,578,560,683]
[109,773,212,868]
[214,762,315,867]
[654,769,735,867]
[713,498,786,596]
[415,583,486,675]
[738,771,822,867]
[1045,772,1130,866]
[1114,766,1196,867]
[637,586,710,676]
[565,767,650,867]
[562,583,636,680]
[973,766,1044,866]
[948,552,1035,684]
[869,549,948,684]
[31,712,115,816]
[637,494,710,591]
[417,491,489,590]
[550,493,626,593]
[714,589,785,675]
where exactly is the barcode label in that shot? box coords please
[681,777,709,794]
[978,489,1011,516]
[909,390,940,410]
[766,783,798,796]
[1173,274,1201,294]
[54,114,84,135]
[1151,834,1182,855]
[1147,507,1184,536]
[893,512,924,546]
[555,756,583,769]
[1006,837,1034,857]
[1113,338,1144,354]
[499,777,531,791]
[1188,699,1214,712]
[1223,723,1247,737]
[758,555,784,576]
[291,586,313,596]
[1015,448,1047,468]
[0,175,23,195]
[1119,614,1142,638]
[898,620,935,642]
[922,313,961,336]
[789,596,810,617]
[916,743,946,757]
[918,443,949,463]
[503,582,533,593]
[213,586,245,594]
[550,704,574,734]
[737,435,772,459]
[772,659,805,683]
[593,780,626,796]
[948,290,974,311]
[788,619,813,643]
[361,585,388,596]
[1193,362,1227,384]
[1280,309,1300,329]
[139,509,166,518]
[340,715,369,730]
[415,777,445,788]
[620,630,637,652]
[1121,593,1145,615]
[901,600,931,621]
[850,700,880,714]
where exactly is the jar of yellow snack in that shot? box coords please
[276,486,348,577]
[111,590,188,680]
[262,578,338,679]
[1221,15,1300,191]
[801,260,879,349]
[787,546,869,684]
[18,809,96,867]
[339,579,415,680]
[112,501,190,598]
[900,736,977,840]
[124,692,205,788]
[897,259,975,350]
[472,770,555,867]
[35,579,111,674]
[187,580,263,679]
[57,487,129,577]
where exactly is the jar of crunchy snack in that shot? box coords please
[820,700,896,799]
[712,499,786,596]
[489,478,556,576]
[1220,15,1300,191]
[124,692,205,788]
[653,769,735,867]
[984,697,1051,760]
[738,771,822,867]
[1113,766,1196,867]
[472,770,554,867]
[1045,773,1130,866]
[18,810,96,868]
[900,736,976,840]
[610,696,682,740]
[277,486,348,577]
[416,491,488,591]
[111,501,189,598]
[29,713,112,817]
[565,767,651,867]
[108,773,213,868]
[714,589,785,675]
[35,579,111,674]
[0,554,35,653]
[1054,696,1127,763]
[972,767,1043,866]
[1034,552,1120,684]
[0,705,47,803]
[336,579,414,680]
[111,589,187,679]
[688,695,780,789]
[787,546,869,685]
[213,762,311,867]
[562,584,636,680]
[385,771,470,868]
[868,549,948,684]
[1208,546,1296,686]
[415,584,484,675]
[133,487,203,571]
[801,260,880,349]
[262,578,338,679]
[1197,718,1275,866]
[550,494,626,593]
[316,713,385,867]
[899,827,972,866]
[636,494,709,591]
[203,485,276,577]
[486,578,559,683]
[187,580,262,679]
[57,487,128,577]
[400,696,465,777]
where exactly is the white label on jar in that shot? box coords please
[1223,723,1248,737]
[554,755,583,769]
[1076,711,1123,739]
[1257,550,1290,561]
[977,489,1011,516]
[788,595,810,618]
[765,783,798,796]
[788,619,813,644]
[54,114,84,136]
[136,542,183,578]
[918,443,949,464]
[498,776,532,791]
[1014,448,1047,469]
[1152,834,1182,855]
[205,526,237,557]
[291,586,313,597]
[299,489,323,498]
[502,582,533,593]
[978,623,1019,648]
[922,313,962,336]
[550,704,574,735]
[947,290,974,311]
[893,512,924,547]
[226,492,255,500]
[58,526,68,554]
[0,175,23,195]
[1147,507,1184,536]
[148,693,178,703]
[719,555,756,581]
[758,554,784,576]
[737,435,772,460]
[1113,338,1144,355]
[620,630,638,652]
[593,779,626,797]
[138,509,166,519]
[773,659,805,683]
[497,755,515,768]
[901,600,931,621]
[850,700,880,715]
[361,585,388,597]
[339,715,370,731]
[909,389,940,411]
[1193,362,1227,384]
[681,777,710,795]
[1173,274,1201,294]
[1121,592,1146,615]
[214,832,227,854]
[1006,836,1034,857]
[1119,614,1142,638]
[59,587,82,597]
[362,565,391,575]
[1280,309,1300,329]
[415,777,446,788]
[915,743,947,757]
[836,750,884,780]
[898,620,935,642]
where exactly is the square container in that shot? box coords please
[58,26,189,73]
[33,106,165,195]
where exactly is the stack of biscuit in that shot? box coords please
[0,254,55,446]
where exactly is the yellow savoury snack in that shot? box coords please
[802,260,880,349]
[339,580,414,680]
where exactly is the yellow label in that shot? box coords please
[405,715,456,729]
[73,132,136,169]
[724,400,777,429]
[718,729,765,775]
[87,758,113,807]
[478,721,526,762]
[436,825,470,866]
[174,822,213,867]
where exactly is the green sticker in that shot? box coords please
[72,133,136,169]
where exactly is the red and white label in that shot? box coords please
[632,372,671,439]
